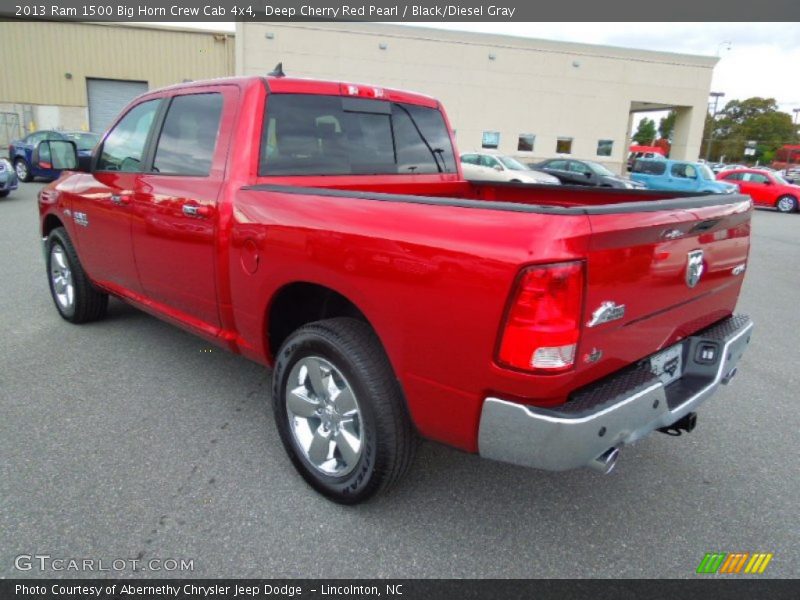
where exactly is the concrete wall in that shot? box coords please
[237,22,718,172]
[0,21,234,135]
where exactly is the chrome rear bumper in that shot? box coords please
[478,314,753,472]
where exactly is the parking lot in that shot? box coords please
[1,182,797,578]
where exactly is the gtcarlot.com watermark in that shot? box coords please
[14,554,194,573]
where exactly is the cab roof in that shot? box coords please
[157,75,440,109]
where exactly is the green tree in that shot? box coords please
[632,117,657,145]
[658,111,677,141]
[702,97,797,163]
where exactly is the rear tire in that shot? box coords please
[272,317,415,504]
[15,158,32,182]
[0,191,8,198]
[46,227,108,323]
[776,195,797,213]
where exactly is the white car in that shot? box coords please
[460,152,560,185]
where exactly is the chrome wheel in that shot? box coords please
[286,356,363,477]
[15,159,28,181]
[776,196,796,213]
[50,244,74,311]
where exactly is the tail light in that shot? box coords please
[497,261,584,373]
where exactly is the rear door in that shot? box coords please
[71,98,162,293]
[131,86,237,328]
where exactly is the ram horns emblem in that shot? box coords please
[686,250,704,288]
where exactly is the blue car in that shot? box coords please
[631,159,738,194]
[8,130,100,182]
[0,157,19,197]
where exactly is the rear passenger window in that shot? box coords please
[633,160,666,175]
[153,93,223,176]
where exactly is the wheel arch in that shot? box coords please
[42,213,65,238]
[265,281,375,361]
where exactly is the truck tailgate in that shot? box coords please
[577,196,752,376]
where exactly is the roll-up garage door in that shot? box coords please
[87,78,148,133]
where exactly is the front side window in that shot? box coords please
[497,156,527,171]
[153,93,223,176]
[723,172,743,181]
[460,154,478,165]
[518,134,535,152]
[546,159,568,170]
[97,100,160,172]
[671,163,696,179]
[480,155,501,169]
[568,161,591,176]
[261,94,456,176]
[556,137,573,154]
[746,173,769,184]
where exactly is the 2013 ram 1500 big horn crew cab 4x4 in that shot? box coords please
[37,74,753,503]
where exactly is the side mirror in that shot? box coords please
[493,164,503,171]
[584,171,592,179]
[33,140,78,171]
[762,180,771,185]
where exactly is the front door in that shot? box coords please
[71,98,162,293]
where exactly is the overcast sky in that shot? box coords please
[171,21,800,117]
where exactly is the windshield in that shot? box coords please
[64,132,100,151]
[773,173,791,185]
[698,165,715,180]
[585,161,615,177]
[260,94,457,176]
[497,156,528,171]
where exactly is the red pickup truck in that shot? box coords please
[37,74,753,503]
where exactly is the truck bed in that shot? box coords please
[247,178,743,214]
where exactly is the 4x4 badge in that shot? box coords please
[686,250,704,288]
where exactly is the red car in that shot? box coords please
[36,74,753,503]
[717,168,800,213]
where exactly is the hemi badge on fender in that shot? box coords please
[732,263,746,276]
[586,301,626,328]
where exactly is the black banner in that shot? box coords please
[3,580,800,600]
[2,0,800,22]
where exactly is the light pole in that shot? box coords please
[706,92,725,161]
[794,108,800,126]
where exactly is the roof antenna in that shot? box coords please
[268,62,285,78]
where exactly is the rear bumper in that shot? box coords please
[478,314,753,472]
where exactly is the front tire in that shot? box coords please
[272,318,415,504]
[0,190,9,198]
[776,195,797,213]
[46,227,108,323]
[15,158,32,182]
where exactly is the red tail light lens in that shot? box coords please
[497,261,584,373]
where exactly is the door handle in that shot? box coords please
[182,204,212,218]
[110,193,131,205]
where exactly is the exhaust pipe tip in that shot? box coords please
[588,447,620,475]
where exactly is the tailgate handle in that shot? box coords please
[690,219,719,233]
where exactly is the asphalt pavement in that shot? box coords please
[1,182,798,578]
